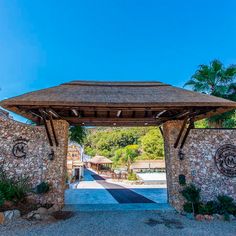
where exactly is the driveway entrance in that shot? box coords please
[65,168,167,207]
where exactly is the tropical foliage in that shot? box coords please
[0,164,30,205]
[69,126,87,145]
[184,60,236,128]
[84,127,164,168]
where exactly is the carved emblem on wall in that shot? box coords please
[12,137,29,158]
[215,144,236,177]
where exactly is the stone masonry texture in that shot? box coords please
[0,112,69,209]
[163,120,236,211]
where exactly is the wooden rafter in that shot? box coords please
[49,114,59,147]
[40,110,54,147]
[174,117,188,148]
[179,119,195,149]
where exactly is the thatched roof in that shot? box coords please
[89,155,113,164]
[131,160,165,169]
[1,81,235,126]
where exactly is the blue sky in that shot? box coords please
[0,0,236,121]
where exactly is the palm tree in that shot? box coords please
[69,126,87,145]
[184,60,236,127]
[184,60,236,96]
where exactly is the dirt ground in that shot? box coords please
[1,210,236,236]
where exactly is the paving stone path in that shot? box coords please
[91,171,155,203]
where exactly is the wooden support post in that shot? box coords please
[180,119,194,149]
[39,109,54,147]
[159,126,163,137]
[174,118,188,148]
[42,116,54,147]
[49,114,59,146]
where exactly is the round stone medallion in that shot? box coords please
[215,144,236,177]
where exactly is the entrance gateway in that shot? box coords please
[0,81,236,210]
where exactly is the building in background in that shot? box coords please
[67,142,84,181]
[130,160,165,173]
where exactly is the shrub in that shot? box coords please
[127,172,138,181]
[198,201,219,215]
[217,195,236,216]
[0,190,5,206]
[183,202,194,213]
[181,184,201,203]
[0,164,30,203]
[181,184,236,220]
[181,184,201,215]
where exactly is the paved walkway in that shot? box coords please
[65,168,167,205]
[91,171,155,203]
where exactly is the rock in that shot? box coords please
[35,207,48,215]
[25,211,35,220]
[213,214,224,220]
[33,214,41,220]
[4,210,14,221]
[195,214,205,221]
[48,205,60,214]
[13,210,21,218]
[204,215,213,221]
[0,212,5,224]
[2,210,20,223]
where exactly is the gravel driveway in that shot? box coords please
[1,210,236,236]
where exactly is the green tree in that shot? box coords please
[69,126,87,145]
[140,128,164,159]
[114,145,139,172]
[184,60,236,127]
[84,127,148,157]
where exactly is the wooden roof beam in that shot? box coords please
[155,110,167,118]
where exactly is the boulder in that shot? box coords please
[35,207,48,215]
[213,214,224,220]
[47,205,60,214]
[13,210,21,218]
[204,215,213,221]
[195,214,205,221]
[1,210,21,223]
[33,214,41,220]
[25,211,35,220]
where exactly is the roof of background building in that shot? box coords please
[131,160,165,169]
[89,155,113,164]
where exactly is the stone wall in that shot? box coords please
[0,112,69,208]
[163,120,236,211]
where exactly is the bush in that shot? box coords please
[127,172,138,181]
[198,201,219,215]
[181,184,201,203]
[181,184,236,219]
[183,202,194,213]
[181,184,201,214]
[217,195,236,216]
[0,164,30,203]
[0,190,5,206]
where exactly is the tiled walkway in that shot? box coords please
[65,168,167,205]
[91,171,155,203]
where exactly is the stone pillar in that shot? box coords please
[42,120,69,208]
[163,120,192,211]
